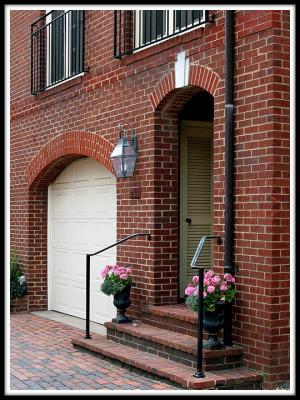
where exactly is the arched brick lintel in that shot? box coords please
[149,65,220,110]
[27,131,114,189]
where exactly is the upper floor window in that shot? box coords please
[114,10,210,59]
[31,10,85,95]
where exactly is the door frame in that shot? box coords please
[179,120,213,297]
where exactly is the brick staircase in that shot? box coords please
[72,304,263,390]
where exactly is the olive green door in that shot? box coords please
[179,121,213,297]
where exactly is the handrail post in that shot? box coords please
[191,235,222,378]
[194,267,205,378]
[84,232,151,339]
[85,254,91,339]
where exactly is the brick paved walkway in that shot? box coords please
[10,313,180,391]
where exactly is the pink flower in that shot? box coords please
[192,275,199,285]
[205,269,214,278]
[194,288,199,298]
[101,264,132,280]
[212,275,221,285]
[101,265,112,278]
[224,273,235,283]
[203,291,207,298]
[203,277,211,286]
[185,284,196,296]
[220,283,228,292]
[207,285,215,293]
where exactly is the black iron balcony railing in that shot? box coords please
[114,10,213,59]
[31,10,85,95]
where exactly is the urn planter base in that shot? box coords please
[112,311,132,324]
[203,304,225,350]
[112,285,132,324]
[203,334,224,350]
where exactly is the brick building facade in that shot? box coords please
[10,8,290,389]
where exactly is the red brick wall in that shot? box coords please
[10,9,290,388]
[232,10,290,388]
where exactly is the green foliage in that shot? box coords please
[100,265,133,296]
[203,285,235,312]
[101,278,129,296]
[10,253,27,300]
[186,293,198,312]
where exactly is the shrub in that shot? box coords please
[10,253,27,300]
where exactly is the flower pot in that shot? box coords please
[203,303,224,349]
[112,285,132,323]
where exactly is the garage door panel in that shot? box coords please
[55,282,73,310]
[74,158,91,182]
[74,189,92,218]
[52,190,74,218]
[90,253,116,280]
[53,250,72,278]
[92,221,117,249]
[93,162,115,181]
[73,221,90,250]
[73,253,87,282]
[55,163,75,184]
[72,287,86,316]
[49,158,117,325]
[53,221,74,249]
[91,292,115,324]
[94,187,116,218]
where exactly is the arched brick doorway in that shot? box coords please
[149,66,222,306]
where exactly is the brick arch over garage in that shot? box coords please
[149,64,220,111]
[25,131,114,311]
[27,131,114,189]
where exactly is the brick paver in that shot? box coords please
[10,313,180,391]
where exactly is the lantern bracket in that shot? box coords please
[118,122,137,151]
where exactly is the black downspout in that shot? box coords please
[223,10,235,346]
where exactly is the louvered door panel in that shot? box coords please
[180,122,212,296]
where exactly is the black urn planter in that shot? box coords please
[203,303,225,349]
[112,285,132,323]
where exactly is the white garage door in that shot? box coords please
[48,157,117,324]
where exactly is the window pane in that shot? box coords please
[175,10,202,30]
[142,10,166,44]
[50,10,65,83]
[70,11,84,75]
[155,11,165,39]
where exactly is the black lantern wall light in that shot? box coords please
[110,122,138,178]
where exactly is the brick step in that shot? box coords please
[140,304,201,338]
[72,334,263,390]
[145,304,198,324]
[105,320,243,371]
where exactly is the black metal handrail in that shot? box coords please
[191,235,222,378]
[31,10,85,94]
[114,10,214,59]
[85,232,151,339]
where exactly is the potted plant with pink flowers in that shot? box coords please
[101,264,133,323]
[185,269,236,349]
